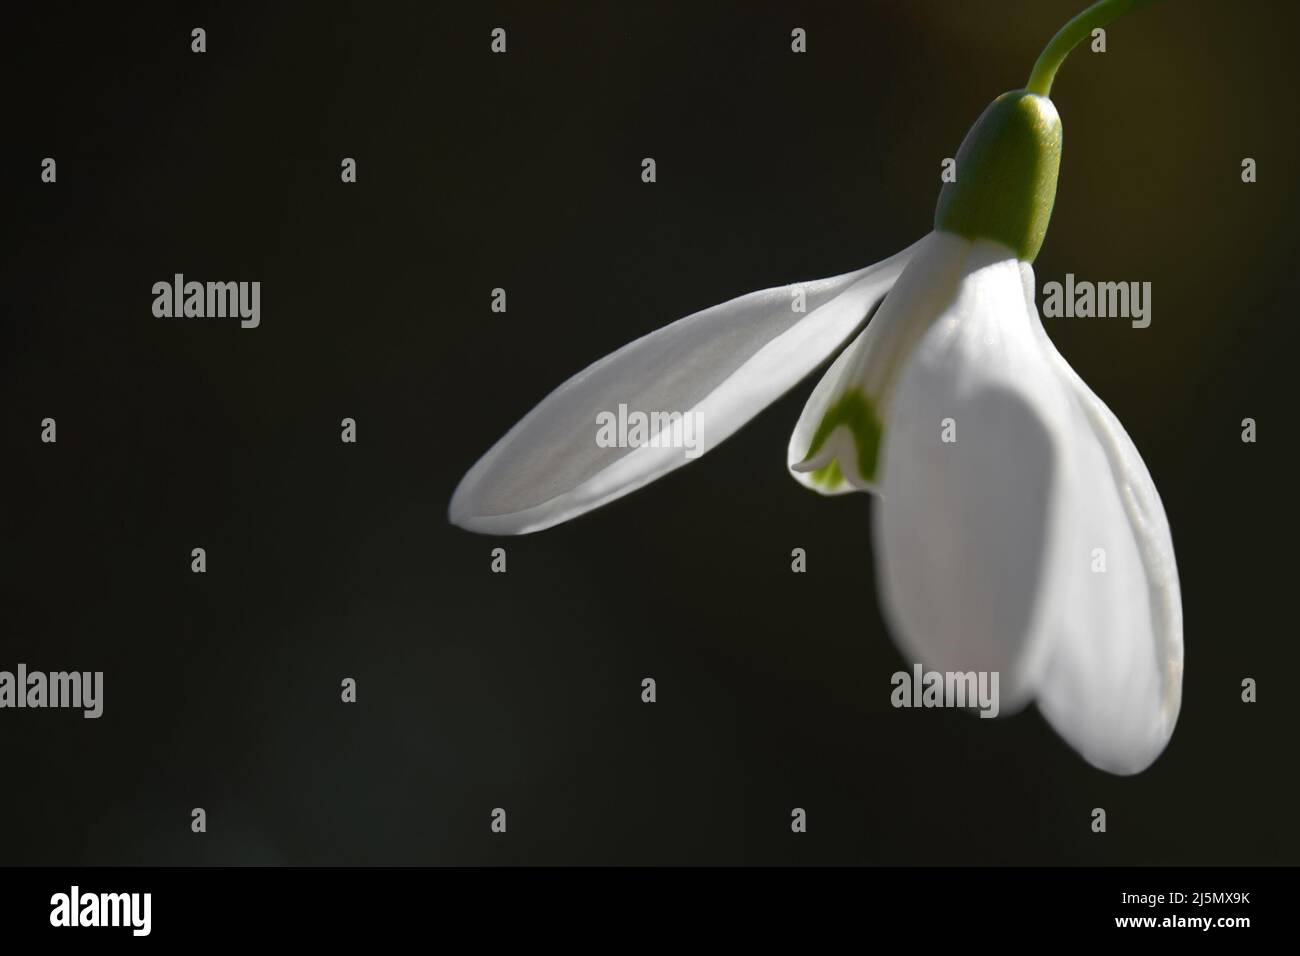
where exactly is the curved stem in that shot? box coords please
[1026,0,1159,96]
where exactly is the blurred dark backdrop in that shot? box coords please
[1,1,1296,864]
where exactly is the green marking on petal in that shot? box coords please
[800,389,883,484]
[809,458,845,490]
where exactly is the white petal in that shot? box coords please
[450,239,923,534]
[872,241,1078,710]
[1023,265,1183,774]
[788,231,984,494]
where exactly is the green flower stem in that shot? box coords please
[935,0,1166,259]
[1026,0,1161,96]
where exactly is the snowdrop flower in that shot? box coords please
[451,0,1181,775]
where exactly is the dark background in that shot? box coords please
[1,1,1296,865]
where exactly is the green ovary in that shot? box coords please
[801,389,883,487]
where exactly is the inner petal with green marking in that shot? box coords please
[801,389,883,489]
[787,231,981,497]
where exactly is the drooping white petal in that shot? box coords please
[450,239,924,534]
[871,241,1078,711]
[1020,265,1183,775]
[788,232,990,495]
